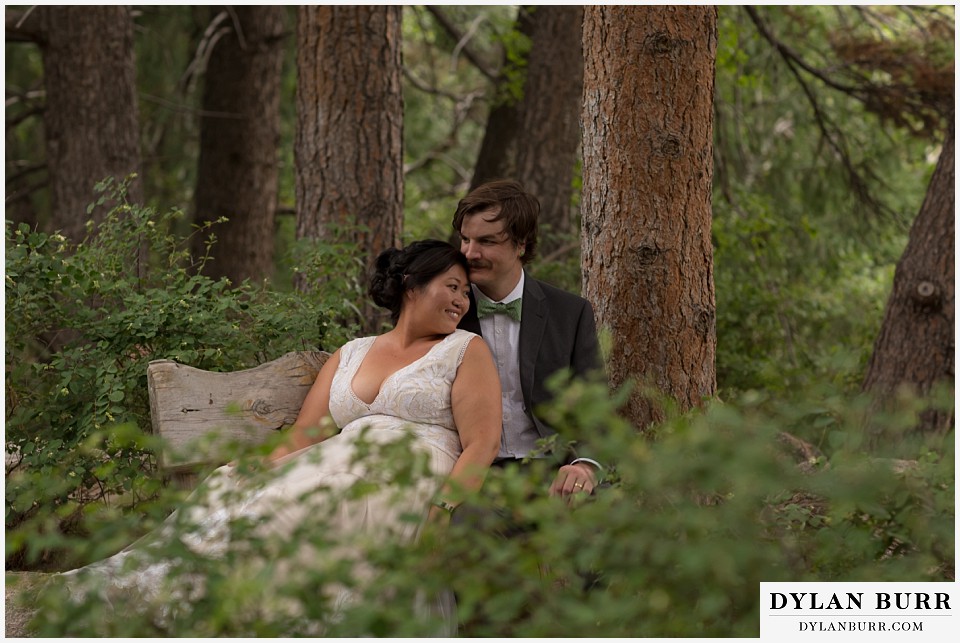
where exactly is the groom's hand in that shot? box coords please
[549,462,597,503]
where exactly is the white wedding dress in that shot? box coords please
[60,329,476,634]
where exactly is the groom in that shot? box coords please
[453,179,605,497]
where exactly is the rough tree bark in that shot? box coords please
[862,124,954,434]
[581,6,718,428]
[515,6,584,251]
[36,6,142,240]
[192,6,287,285]
[295,5,403,305]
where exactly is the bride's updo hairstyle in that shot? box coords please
[369,239,469,324]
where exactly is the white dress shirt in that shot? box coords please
[473,275,603,476]
[472,274,543,459]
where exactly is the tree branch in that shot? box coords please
[179,10,232,96]
[780,49,888,216]
[403,87,481,181]
[410,7,442,89]
[405,151,472,185]
[5,84,46,149]
[744,6,893,217]
[6,105,43,130]
[140,93,243,119]
[746,5,951,135]
[402,66,463,104]
[5,161,46,184]
[744,7,867,98]
[4,178,49,205]
[5,87,44,109]
[539,241,580,265]
[5,7,44,44]
[425,6,499,81]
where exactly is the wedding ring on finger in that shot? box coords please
[574,482,585,490]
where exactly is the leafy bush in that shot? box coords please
[12,374,953,637]
[5,177,357,569]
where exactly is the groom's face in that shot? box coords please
[459,210,524,301]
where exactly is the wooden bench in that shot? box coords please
[147,351,329,483]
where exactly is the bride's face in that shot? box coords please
[405,264,471,334]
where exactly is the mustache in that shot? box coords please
[467,261,490,270]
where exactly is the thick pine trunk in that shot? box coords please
[515,6,584,251]
[862,126,954,433]
[581,6,718,428]
[192,6,287,285]
[40,6,142,240]
[295,5,403,301]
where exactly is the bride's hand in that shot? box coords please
[427,500,456,526]
[427,508,451,525]
[225,457,270,478]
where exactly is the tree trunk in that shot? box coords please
[515,6,584,252]
[192,6,287,285]
[295,5,403,308]
[467,7,535,192]
[581,6,718,428]
[862,124,954,434]
[39,6,142,241]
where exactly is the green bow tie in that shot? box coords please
[477,297,522,322]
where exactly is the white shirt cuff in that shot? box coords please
[571,457,604,477]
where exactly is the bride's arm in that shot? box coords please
[265,349,342,464]
[430,337,502,521]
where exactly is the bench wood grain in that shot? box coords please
[147,351,329,472]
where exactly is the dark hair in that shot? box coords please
[451,178,540,265]
[369,240,469,324]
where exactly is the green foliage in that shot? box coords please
[400,6,512,240]
[272,218,367,344]
[712,188,898,398]
[5,177,346,568]
[711,6,939,399]
[493,10,532,108]
[11,378,952,636]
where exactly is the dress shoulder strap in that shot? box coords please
[441,329,479,368]
[337,335,376,371]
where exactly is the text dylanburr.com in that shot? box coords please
[760,582,955,641]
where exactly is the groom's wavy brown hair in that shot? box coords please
[452,179,540,265]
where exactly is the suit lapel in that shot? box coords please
[519,274,545,404]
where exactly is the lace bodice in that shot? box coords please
[327,329,477,459]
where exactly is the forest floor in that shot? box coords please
[5,572,41,638]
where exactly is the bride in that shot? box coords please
[53,239,502,635]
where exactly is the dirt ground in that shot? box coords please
[5,572,42,638]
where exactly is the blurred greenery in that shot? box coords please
[9,374,953,636]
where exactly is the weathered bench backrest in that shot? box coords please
[147,351,329,472]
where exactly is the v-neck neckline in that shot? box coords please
[349,333,452,407]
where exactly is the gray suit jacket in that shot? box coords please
[458,272,602,463]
